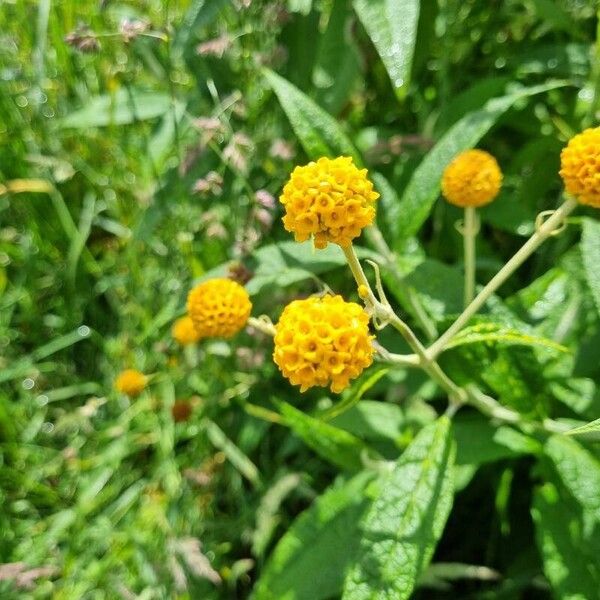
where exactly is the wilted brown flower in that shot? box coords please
[236,346,266,369]
[65,25,100,53]
[233,228,260,256]
[0,562,58,590]
[223,132,253,173]
[192,171,223,196]
[254,208,273,230]
[119,19,150,42]
[171,400,193,423]
[228,262,253,285]
[196,34,231,58]
[200,209,228,239]
[255,189,276,209]
[269,139,295,161]
[193,117,224,144]
[206,222,228,239]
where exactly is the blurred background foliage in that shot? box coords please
[1,0,600,598]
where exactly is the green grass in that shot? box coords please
[1,0,600,598]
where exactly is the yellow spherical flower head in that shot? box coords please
[172,316,202,346]
[280,156,379,249]
[187,278,252,339]
[560,127,600,208]
[441,149,502,208]
[115,369,147,397]
[273,295,374,394]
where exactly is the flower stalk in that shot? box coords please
[427,196,578,358]
[462,206,478,306]
[247,316,276,336]
[343,244,466,404]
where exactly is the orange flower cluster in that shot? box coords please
[441,149,502,208]
[172,316,203,345]
[560,127,600,208]
[280,156,379,248]
[187,278,251,339]
[273,295,373,393]
[114,369,147,397]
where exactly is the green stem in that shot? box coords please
[247,316,276,336]
[464,385,573,434]
[343,245,466,403]
[372,342,419,367]
[463,206,477,307]
[364,225,438,339]
[428,197,578,358]
[586,9,600,125]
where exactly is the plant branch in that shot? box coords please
[427,197,578,358]
[372,341,420,367]
[343,244,466,404]
[364,225,438,339]
[462,206,478,306]
[247,316,276,336]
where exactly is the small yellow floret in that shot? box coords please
[441,149,502,208]
[357,284,369,299]
[187,278,251,339]
[273,295,374,393]
[172,316,203,345]
[559,127,600,208]
[280,156,379,248]
[115,369,147,397]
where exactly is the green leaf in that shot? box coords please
[330,399,437,444]
[444,321,568,354]
[288,0,313,15]
[434,77,510,134]
[419,562,500,589]
[531,0,581,37]
[174,0,228,51]
[148,101,188,168]
[511,43,590,78]
[445,344,552,418]
[253,472,375,600]
[204,419,261,487]
[565,418,600,440]
[253,473,303,558]
[319,368,390,421]
[343,416,455,599]
[393,81,568,243]
[551,378,598,418]
[30,326,92,361]
[404,259,463,321]
[453,413,539,467]
[245,241,378,295]
[544,435,600,527]
[313,0,361,114]
[372,172,402,242]
[264,69,361,163]
[481,136,562,236]
[581,218,600,318]
[532,481,600,599]
[246,240,345,295]
[276,400,373,471]
[352,0,420,98]
[60,89,172,128]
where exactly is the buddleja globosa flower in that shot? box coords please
[115,369,147,397]
[280,156,379,249]
[273,295,374,393]
[187,278,251,339]
[559,127,600,208]
[441,149,502,207]
[172,316,203,345]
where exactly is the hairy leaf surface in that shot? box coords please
[343,416,455,599]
